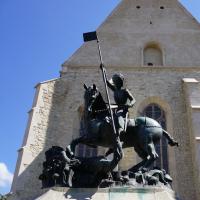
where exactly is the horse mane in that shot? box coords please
[92,92,107,111]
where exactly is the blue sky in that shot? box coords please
[0,0,199,195]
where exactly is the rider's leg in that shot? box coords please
[110,113,124,159]
[115,137,124,159]
[117,116,125,136]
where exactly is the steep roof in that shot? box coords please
[62,0,200,71]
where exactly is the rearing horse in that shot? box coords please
[68,84,178,171]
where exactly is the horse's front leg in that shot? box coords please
[67,136,86,156]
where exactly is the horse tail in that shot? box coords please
[163,129,179,147]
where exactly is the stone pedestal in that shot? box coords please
[34,187,175,200]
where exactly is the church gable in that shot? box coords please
[99,0,200,33]
[62,0,200,70]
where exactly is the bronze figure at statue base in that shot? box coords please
[39,145,173,189]
[39,77,178,193]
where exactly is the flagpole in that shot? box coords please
[83,31,117,136]
[96,33,117,136]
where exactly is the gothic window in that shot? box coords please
[143,43,163,66]
[143,104,169,172]
[76,110,97,157]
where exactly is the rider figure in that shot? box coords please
[106,73,136,137]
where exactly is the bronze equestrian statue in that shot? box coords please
[67,83,178,172]
[40,31,179,188]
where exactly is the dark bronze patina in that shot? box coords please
[39,31,178,188]
[39,80,178,188]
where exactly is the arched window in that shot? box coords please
[143,103,168,172]
[76,108,97,157]
[143,43,163,66]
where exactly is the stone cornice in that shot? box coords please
[61,66,200,75]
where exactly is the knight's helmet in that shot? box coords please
[110,73,124,88]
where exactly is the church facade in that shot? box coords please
[10,1,200,200]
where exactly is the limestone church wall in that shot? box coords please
[11,66,200,200]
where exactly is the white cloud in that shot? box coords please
[0,163,13,188]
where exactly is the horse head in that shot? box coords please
[84,84,100,113]
[83,84,107,118]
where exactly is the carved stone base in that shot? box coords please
[34,186,175,200]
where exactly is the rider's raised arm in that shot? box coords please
[107,79,116,91]
[100,64,116,91]
[126,89,136,107]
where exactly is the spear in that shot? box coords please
[83,31,117,136]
